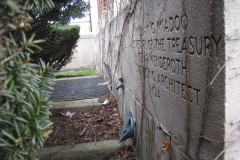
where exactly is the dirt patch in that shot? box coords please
[45,94,123,147]
[106,146,137,160]
[45,94,137,159]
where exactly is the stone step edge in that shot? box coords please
[54,75,101,81]
[49,98,102,110]
[36,140,121,160]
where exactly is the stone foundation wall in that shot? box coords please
[95,0,229,159]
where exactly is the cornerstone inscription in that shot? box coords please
[132,12,222,106]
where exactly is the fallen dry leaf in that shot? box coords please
[160,140,171,153]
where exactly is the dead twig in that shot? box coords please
[79,126,87,136]
[90,121,97,150]
[51,127,59,141]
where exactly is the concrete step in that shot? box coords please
[50,98,102,109]
[37,140,121,160]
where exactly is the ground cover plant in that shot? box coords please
[55,69,97,78]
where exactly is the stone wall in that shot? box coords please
[95,0,240,159]
[224,1,240,159]
[97,0,130,30]
[62,34,96,70]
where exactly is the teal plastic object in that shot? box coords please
[116,84,123,90]
[119,110,135,142]
[118,77,123,82]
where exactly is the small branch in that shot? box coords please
[90,121,97,150]
[51,127,59,141]
[0,28,9,35]
[0,74,7,95]
[79,127,87,136]
[24,0,30,6]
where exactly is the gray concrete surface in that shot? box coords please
[49,98,102,115]
[50,76,110,102]
[50,98,101,110]
[96,0,225,159]
[61,33,96,71]
[37,140,121,160]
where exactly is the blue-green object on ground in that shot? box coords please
[116,84,123,90]
[119,110,135,142]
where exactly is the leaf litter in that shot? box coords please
[45,94,137,159]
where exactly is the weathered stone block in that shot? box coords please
[95,0,240,159]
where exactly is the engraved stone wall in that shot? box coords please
[96,0,225,159]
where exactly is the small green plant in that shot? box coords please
[55,69,97,78]
[0,0,54,159]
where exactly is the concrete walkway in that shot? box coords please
[50,76,110,102]
[38,76,122,160]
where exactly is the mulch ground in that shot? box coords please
[45,94,123,147]
[45,94,137,159]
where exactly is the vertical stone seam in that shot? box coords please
[195,1,224,159]
[181,1,191,159]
